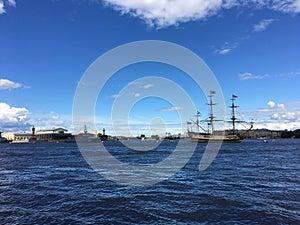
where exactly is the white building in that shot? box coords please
[6,127,73,142]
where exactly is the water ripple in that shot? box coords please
[0,140,300,224]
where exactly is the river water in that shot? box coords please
[1,139,299,224]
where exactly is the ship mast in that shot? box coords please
[188,111,207,133]
[230,95,238,134]
[195,111,200,133]
[208,92,216,133]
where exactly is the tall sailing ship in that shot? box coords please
[187,91,253,142]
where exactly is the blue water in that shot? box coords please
[1,139,299,224]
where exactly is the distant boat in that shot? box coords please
[75,125,101,143]
[187,92,253,142]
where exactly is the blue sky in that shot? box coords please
[1,0,300,135]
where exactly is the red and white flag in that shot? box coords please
[232,94,238,98]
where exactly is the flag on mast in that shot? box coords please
[232,94,238,98]
[210,90,216,95]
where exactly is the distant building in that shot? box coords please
[97,128,108,141]
[14,133,32,142]
[36,128,72,141]
[10,127,73,142]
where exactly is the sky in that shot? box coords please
[1,0,300,136]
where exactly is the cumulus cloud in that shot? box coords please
[103,0,224,28]
[253,18,275,32]
[268,107,300,129]
[0,102,31,132]
[267,101,276,108]
[271,112,280,120]
[243,100,300,130]
[0,102,70,132]
[102,0,300,28]
[0,78,29,90]
[267,100,285,109]
[239,72,269,80]
[0,0,16,14]
[0,1,5,14]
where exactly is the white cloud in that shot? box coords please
[285,70,300,77]
[33,112,70,131]
[0,1,5,14]
[51,115,60,120]
[103,0,224,28]
[0,78,29,90]
[111,83,154,98]
[133,92,140,97]
[239,72,268,80]
[0,102,31,132]
[143,83,154,89]
[277,103,285,109]
[271,112,280,119]
[267,101,276,108]
[159,106,184,112]
[243,100,300,130]
[285,112,296,120]
[253,18,275,32]
[0,0,16,14]
[102,0,300,28]
[111,94,121,98]
[270,0,300,13]
[127,81,141,86]
[215,41,239,55]
[216,48,232,55]
[7,0,15,7]
[240,70,300,80]
[0,102,71,132]
[267,100,285,110]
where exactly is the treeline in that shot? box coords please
[281,129,300,138]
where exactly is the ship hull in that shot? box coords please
[189,132,243,143]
